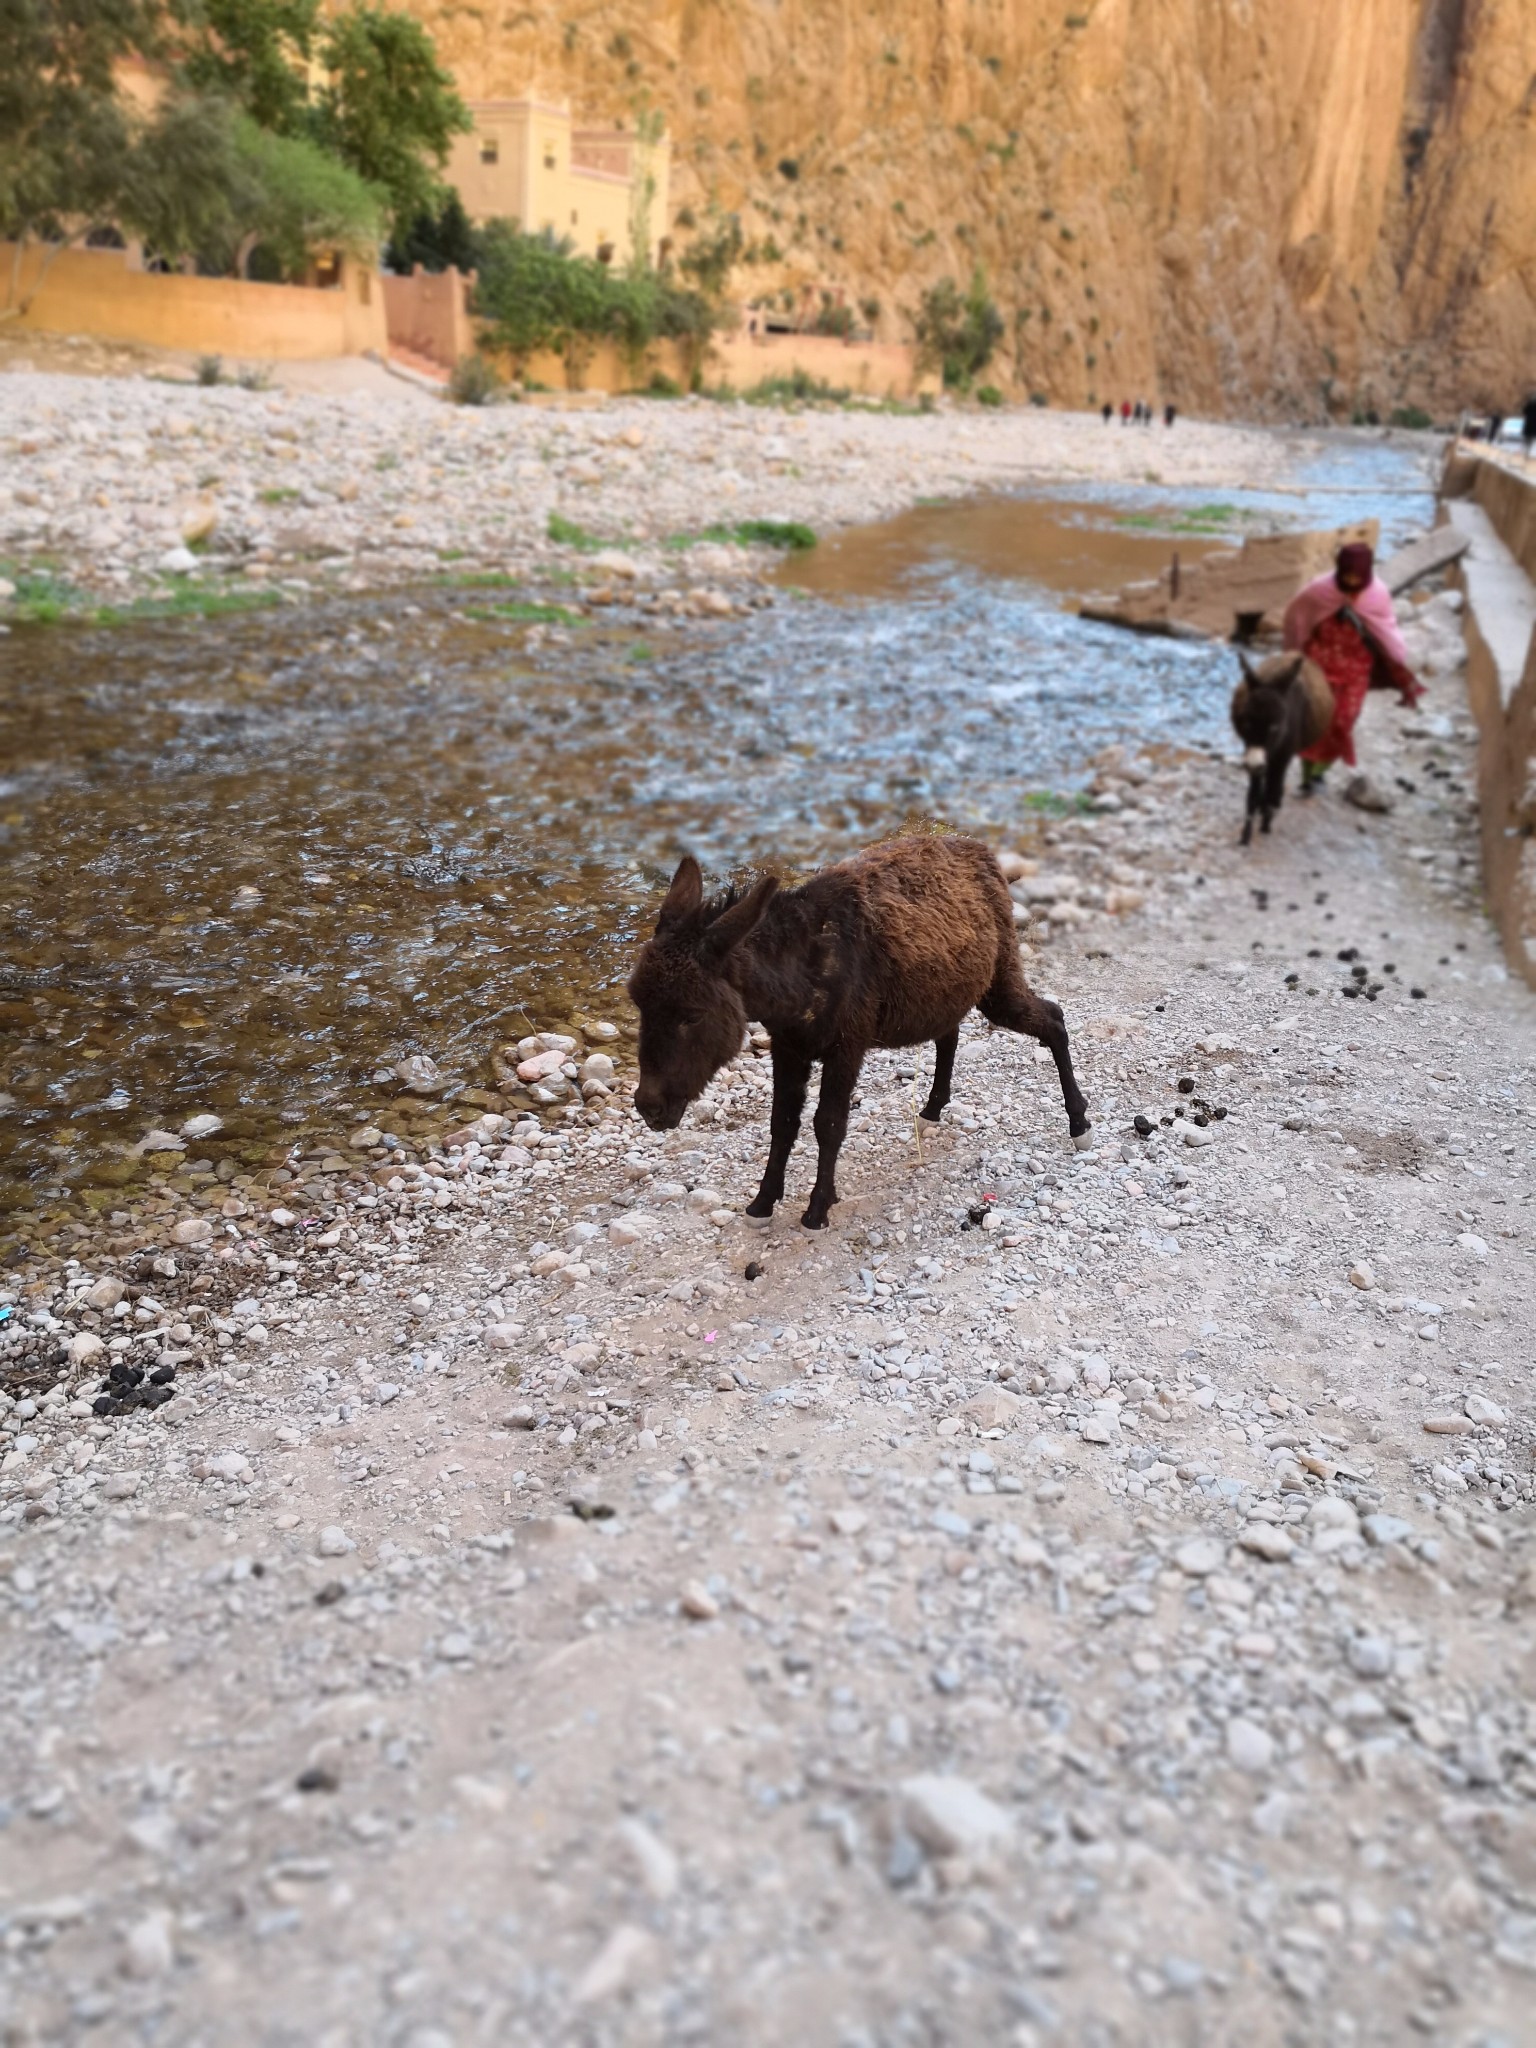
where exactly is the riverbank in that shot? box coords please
[3,655,1534,2041]
[0,359,1430,626]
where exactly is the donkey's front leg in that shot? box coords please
[746,1044,812,1221]
[801,1045,863,1231]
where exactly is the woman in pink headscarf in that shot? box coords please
[1282,542,1423,792]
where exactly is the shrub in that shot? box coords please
[196,354,223,386]
[976,384,1003,407]
[644,371,683,397]
[1390,404,1434,431]
[912,268,1003,391]
[1029,391,1049,407]
[448,352,501,405]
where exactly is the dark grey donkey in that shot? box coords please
[1229,652,1334,845]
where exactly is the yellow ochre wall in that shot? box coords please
[1,243,387,360]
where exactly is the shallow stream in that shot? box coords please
[0,436,1436,1237]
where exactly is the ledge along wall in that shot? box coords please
[1,243,387,360]
[1440,448,1536,990]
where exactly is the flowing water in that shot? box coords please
[0,438,1436,1238]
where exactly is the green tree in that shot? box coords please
[313,6,469,236]
[386,189,479,274]
[177,0,319,135]
[120,92,248,270]
[0,0,162,314]
[913,266,1004,390]
[226,117,384,278]
[678,211,743,299]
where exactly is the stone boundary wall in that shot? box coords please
[381,265,477,374]
[1,243,386,360]
[1442,448,1536,988]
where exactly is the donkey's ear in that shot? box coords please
[657,855,704,928]
[701,874,779,964]
[1238,654,1260,685]
[1283,653,1305,681]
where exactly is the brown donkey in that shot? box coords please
[627,835,1091,1230]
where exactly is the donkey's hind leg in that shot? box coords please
[919,1029,958,1124]
[980,949,1090,1144]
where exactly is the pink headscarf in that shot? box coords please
[1283,548,1411,670]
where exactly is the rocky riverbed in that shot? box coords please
[0,361,1416,623]
[4,542,1534,2042]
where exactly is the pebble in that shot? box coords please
[1174,1536,1226,1577]
[1225,1718,1275,1774]
[1361,1513,1415,1547]
[121,1911,175,1980]
[615,1817,679,1901]
[1348,1635,1395,1679]
[1423,1413,1474,1435]
[899,1774,1014,1857]
[316,1525,356,1557]
[680,1581,719,1620]
[1237,1523,1295,1562]
[1465,1393,1506,1425]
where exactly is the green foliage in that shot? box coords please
[740,368,851,406]
[473,223,719,385]
[196,354,224,386]
[311,5,470,234]
[546,512,607,551]
[1390,404,1434,430]
[668,519,816,550]
[812,295,854,338]
[119,92,251,268]
[228,117,384,278]
[976,384,1003,408]
[464,599,583,627]
[2,561,280,629]
[677,212,743,298]
[386,190,479,273]
[0,0,159,302]
[912,268,1003,391]
[448,352,501,405]
[179,0,320,135]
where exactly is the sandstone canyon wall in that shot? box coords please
[408,0,1536,417]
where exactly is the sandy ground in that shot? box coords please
[3,630,1535,2047]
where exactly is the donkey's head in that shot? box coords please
[627,857,780,1132]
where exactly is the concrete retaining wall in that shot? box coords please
[1442,448,1536,988]
[1,242,387,360]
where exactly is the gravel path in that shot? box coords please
[4,588,1534,2044]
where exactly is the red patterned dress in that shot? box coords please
[1301,613,1423,770]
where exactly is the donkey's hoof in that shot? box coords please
[918,1112,944,1128]
[1071,1127,1095,1152]
[799,1211,831,1232]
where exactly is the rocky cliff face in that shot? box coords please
[408,0,1536,419]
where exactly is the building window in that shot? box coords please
[544,149,557,170]
[480,137,499,165]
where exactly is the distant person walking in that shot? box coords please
[1120,400,1132,425]
[1102,401,1113,424]
[1283,543,1422,802]
[1164,402,1177,427]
